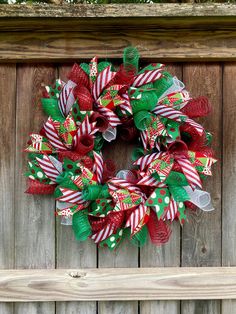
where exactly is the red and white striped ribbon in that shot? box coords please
[92,66,116,101]
[185,117,204,135]
[93,151,104,184]
[152,104,187,122]
[137,175,164,187]
[134,152,162,171]
[57,188,85,204]
[165,197,178,221]
[132,67,163,87]
[36,155,61,182]
[125,203,147,234]
[119,93,132,115]
[43,118,67,151]
[108,178,138,193]
[58,80,77,117]
[96,106,121,127]
[140,130,148,150]
[177,157,202,189]
[91,223,116,243]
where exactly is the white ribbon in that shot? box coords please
[159,76,185,100]
[102,126,117,142]
[184,186,214,212]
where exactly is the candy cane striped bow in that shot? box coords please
[152,103,204,136]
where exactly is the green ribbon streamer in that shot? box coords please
[41,98,64,122]
[79,63,90,75]
[165,171,189,187]
[130,225,148,247]
[123,47,139,73]
[133,110,152,131]
[153,71,173,99]
[82,184,110,201]
[205,131,213,145]
[131,90,158,114]
[98,62,112,73]
[169,185,190,202]
[93,133,104,152]
[131,147,145,162]
[72,210,92,241]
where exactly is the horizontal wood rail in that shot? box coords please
[0,4,236,62]
[1,267,236,302]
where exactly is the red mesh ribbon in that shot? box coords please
[25,178,56,194]
[90,112,109,132]
[184,201,197,211]
[182,96,211,118]
[119,118,139,141]
[74,134,94,155]
[103,159,116,182]
[108,211,124,228]
[73,86,93,111]
[67,63,89,88]
[168,140,189,158]
[89,217,107,232]
[147,210,172,245]
[110,65,135,87]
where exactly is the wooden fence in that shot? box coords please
[0,4,236,314]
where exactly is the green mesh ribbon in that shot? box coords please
[131,90,158,114]
[130,225,148,247]
[41,98,64,122]
[133,111,153,131]
[72,210,92,241]
[153,71,173,99]
[82,184,110,201]
[123,47,139,73]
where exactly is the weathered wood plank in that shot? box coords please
[0,65,16,314]
[0,29,236,62]
[181,64,222,314]
[140,64,182,314]
[222,63,236,314]
[98,139,139,314]
[0,4,236,18]
[1,267,236,302]
[56,64,97,314]
[14,64,56,314]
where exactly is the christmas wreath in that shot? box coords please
[25,47,216,250]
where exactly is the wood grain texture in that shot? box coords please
[181,64,222,314]
[0,29,236,62]
[0,65,16,314]
[56,64,97,314]
[14,64,56,314]
[140,64,182,314]
[99,139,139,314]
[1,4,236,18]
[222,63,236,314]
[1,267,236,302]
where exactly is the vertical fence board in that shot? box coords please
[14,64,56,314]
[98,140,139,314]
[181,63,222,314]
[56,65,97,314]
[222,63,236,314]
[0,65,16,314]
[140,64,182,314]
